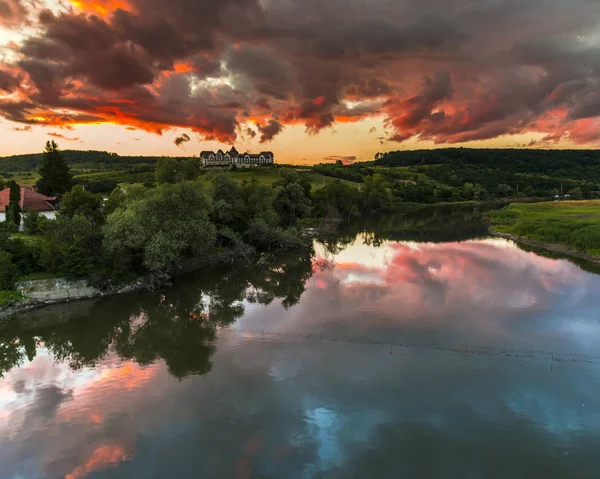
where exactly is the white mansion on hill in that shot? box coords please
[200,146,275,168]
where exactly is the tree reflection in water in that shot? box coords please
[0,205,510,379]
[0,248,314,379]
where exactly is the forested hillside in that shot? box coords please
[374,149,600,180]
[0,150,188,173]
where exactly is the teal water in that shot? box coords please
[2,207,600,478]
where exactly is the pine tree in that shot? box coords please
[36,141,73,196]
[5,180,21,229]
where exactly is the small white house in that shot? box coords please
[0,186,58,228]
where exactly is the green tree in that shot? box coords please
[156,158,201,184]
[274,182,312,226]
[155,158,179,184]
[42,214,104,279]
[210,174,246,233]
[102,187,127,215]
[567,187,583,200]
[36,141,73,196]
[5,180,21,229]
[362,174,392,212]
[274,169,312,197]
[495,184,513,197]
[0,223,9,251]
[0,252,17,290]
[313,180,361,221]
[22,212,48,235]
[60,185,104,224]
[241,179,279,226]
[103,182,216,272]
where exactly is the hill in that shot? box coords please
[0,150,193,189]
[0,150,185,172]
[373,148,600,181]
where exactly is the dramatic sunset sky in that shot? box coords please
[1,0,600,163]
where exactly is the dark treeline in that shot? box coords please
[0,150,173,173]
[312,149,600,202]
[374,148,600,198]
[373,148,600,179]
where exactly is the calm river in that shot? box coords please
[2,206,600,478]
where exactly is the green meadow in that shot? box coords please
[487,201,600,257]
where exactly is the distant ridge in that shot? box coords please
[0,150,195,173]
[371,148,600,181]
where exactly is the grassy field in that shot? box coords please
[198,167,357,189]
[488,200,600,257]
[2,172,39,186]
[2,164,359,191]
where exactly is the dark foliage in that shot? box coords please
[36,141,73,196]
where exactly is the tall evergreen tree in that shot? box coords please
[36,141,73,196]
[5,180,21,229]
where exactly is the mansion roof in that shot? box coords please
[200,147,274,158]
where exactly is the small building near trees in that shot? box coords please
[0,186,58,225]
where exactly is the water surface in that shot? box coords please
[2,207,600,478]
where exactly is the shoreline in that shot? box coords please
[0,245,305,322]
[490,231,600,264]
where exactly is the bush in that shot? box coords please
[7,239,45,276]
[0,252,17,290]
[103,182,216,272]
[23,212,41,235]
[42,214,104,279]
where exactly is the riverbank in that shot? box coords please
[490,231,600,264]
[487,200,600,263]
[0,244,307,321]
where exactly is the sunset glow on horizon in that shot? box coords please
[1,0,600,163]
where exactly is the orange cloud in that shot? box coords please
[68,0,131,15]
[65,445,129,479]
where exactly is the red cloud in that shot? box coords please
[0,0,599,146]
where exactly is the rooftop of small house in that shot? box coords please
[0,187,57,212]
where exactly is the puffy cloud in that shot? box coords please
[1,0,600,145]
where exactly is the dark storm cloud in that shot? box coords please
[2,0,600,144]
[0,67,20,92]
[225,44,294,100]
[255,119,283,143]
[174,132,190,146]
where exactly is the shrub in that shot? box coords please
[0,252,17,290]
[23,212,41,235]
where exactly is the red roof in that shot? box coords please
[0,187,57,212]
